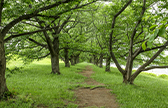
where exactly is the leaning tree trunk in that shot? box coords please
[64,48,70,67]
[105,56,111,72]
[0,37,9,99]
[99,54,103,68]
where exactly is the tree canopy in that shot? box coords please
[1,0,168,98]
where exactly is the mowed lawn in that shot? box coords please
[1,58,168,108]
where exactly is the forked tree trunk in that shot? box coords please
[0,37,9,99]
[122,73,134,84]
[64,48,70,67]
[105,56,111,72]
[99,54,103,68]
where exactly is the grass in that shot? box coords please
[91,65,168,108]
[1,59,168,108]
[2,58,88,108]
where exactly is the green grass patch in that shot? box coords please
[158,74,168,80]
[91,65,168,108]
[2,59,168,108]
[2,58,88,108]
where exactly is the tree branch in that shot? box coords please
[21,21,41,28]
[35,18,56,56]
[36,14,60,19]
[143,66,168,71]
[30,53,50,59]
[2,0,73,38]
[109,0,132,74]
[131,41,168,80]
[0,0,4,25]
[57,14,72,34]
[28,38,47,48]
[4,27,57,43]
[133,44,167,59]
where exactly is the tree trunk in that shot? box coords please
[70,55,75,65]
[0,37,9,99]
[99,54,103,68]
[74,54,80,64]
[76,54,80,63]
[64,48,70,67]
[122,74,134,84]
[96,58,99,66]
[89,57,92,63]
[93,55,96,65]
[105,56,111,72]
[51,54,60,74]
[51,36,60,74]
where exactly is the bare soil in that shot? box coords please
[74,66,119,108]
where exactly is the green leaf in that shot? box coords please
[145,33,151,39]
[142,41,147,51]
[158,26,166,36]
[148,34,154,42]
[149,25,157,30]
[147,41,153,49]
[154,29,159,37]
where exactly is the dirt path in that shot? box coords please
[74,66,119,108]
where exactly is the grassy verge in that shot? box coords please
[1,59,88,108]
[91,65,168,108]
[2,59,168,108]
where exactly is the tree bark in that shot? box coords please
[105,56,111,72]
[93,55,96,65]
[51,54,60,74]
[51,36,60,74]
[74,54,80,64]
[70,55,75,65]
[99,54,103,68]
[64,48,70,67]
[93,55,99,66]
[0,0,9,98]
[0,37,9,99]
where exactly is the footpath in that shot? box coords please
[74,66,119,108]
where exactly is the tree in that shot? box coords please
[107,0,168,84]
[0,0,97,99]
